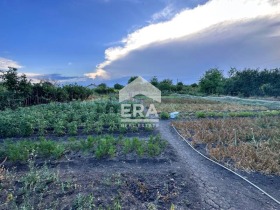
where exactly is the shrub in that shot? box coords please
[160,112,170,120]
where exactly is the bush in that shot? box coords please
[160,112,170,120]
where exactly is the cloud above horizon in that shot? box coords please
[0,57,23,70]
[85,0,280,83]
[24,73,88,84]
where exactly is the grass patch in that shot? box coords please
[194,110,280,118]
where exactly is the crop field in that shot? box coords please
[0,134,178,209]
[144,97,268,115]
[1,96,280,209]
[0,100,154,138]
[173,115,280,175]
[0,99,199,209]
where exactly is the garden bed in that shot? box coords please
[0,134,200,209]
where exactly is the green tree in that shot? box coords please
[0,67,32,97]
[176,81,184,91]
[0,67,19,92]
[114,83,124,90]
[95,83,114,94]
[127,76,138,84]
[199,68,225,95]
[150,76,159,87]
[158,79,173,92]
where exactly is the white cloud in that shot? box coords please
[21,73,43,83]
[0,57,23,70]
[151,4,175,22]
[85,0,280,80]
[84,69,109,79]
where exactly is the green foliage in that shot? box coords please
[18,159,59,209]
[224,68,280,97]
[199,68,225,95]
[0,68,93,110]
[150,76,159,87]
[127,76,138,84]
[158,79,173,93]
[195,110,280,119]
[147,135,166,157]
[2,138,65,161]
[0,100,131,138]
[72,193,95,210]
[5,140,35,161]
[95,137,116,159]
[67,121,78,135]
[113,83,124,90]
[123,138,133,154]
[37,138,65,158]
[160,112,170,119]
[196,111,206,118]
[0,135,167,162]
[94,83,115,94]
[54,120,66,136]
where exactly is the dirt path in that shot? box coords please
[158,120,280,210]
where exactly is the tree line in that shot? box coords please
[199,68,280,97]
[0,68,93,110]
[1,67,279,110]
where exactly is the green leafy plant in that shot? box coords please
[67,121,78,135]
[160,112,170,120]
[72,193,95,209]
[54,121,66,136]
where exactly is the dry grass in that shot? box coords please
[0,157,6,182]
[145,98,267,113]
[0,167,5,182]
[172,117,280,175]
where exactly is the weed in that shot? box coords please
[72,193,95,210]
[14,159,59,209]
[113,198,122,210]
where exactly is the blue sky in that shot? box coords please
[0,0,280,85]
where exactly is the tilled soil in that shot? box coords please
[0,137,202,210]
[2,120,279,209]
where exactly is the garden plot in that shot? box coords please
[144,97,267,115]
[0,99,200,209]
[172,116,280,175]
[0,135,168,162]
[0,134,200,209]
[0,100,153,139]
